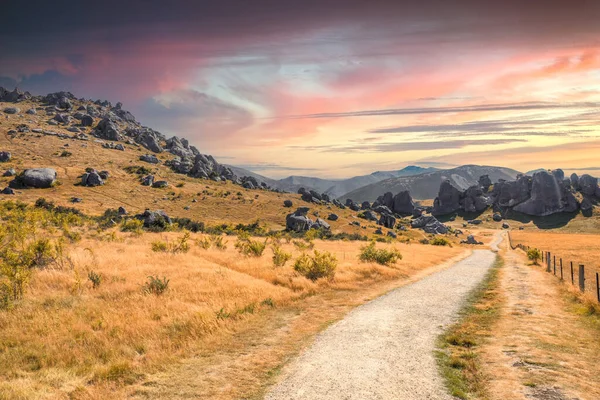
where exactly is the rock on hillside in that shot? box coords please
[342,165,520,202]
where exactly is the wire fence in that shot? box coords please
[508,232,600,303]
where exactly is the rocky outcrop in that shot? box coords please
[81,170,105,187]
[137,209,172,228]
[0,152,11,162]
[432,180,462,216]
[410,215,448,234]
[392,191,415,214]
[286,207,314,232]
[94,118,120,141]
[479,175,492,192]
[140,154,160,164]
[0,87,31,102]
[578,174,598,196]
[512,170,578,216]
[491,175,532,208]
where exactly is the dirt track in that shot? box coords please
[265,246,498,400]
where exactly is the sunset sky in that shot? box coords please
[2,0,600,178]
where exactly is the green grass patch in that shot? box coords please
[436,255,504,399]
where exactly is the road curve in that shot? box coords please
[265,248,498,400]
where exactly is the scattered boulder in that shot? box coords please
[0,152,11,162]
[468,219,482,225]
[327,213,339,221]
[26,108,36,115]
[53,113,72,124]
[15,168,57,188]
[411,215,448,234]
[374,228,383,235]
[361,201,371,210]
[461,235,483,245]
[81,170,104,187]
[492,213,502,222]
[392,190,415,214]
[95,118,120,141]
[283,200,293,208]
[387,231,397,238]
[142,175,154,186]
[312,218,331,230]
[140,154,160,164]
[378,213,396,229]
[361,210,379,222]
[80,114,94,127]
[118,206,128,215]
[71,197,82,203]
[137,209,172,228]
[152,180,168,188]
[1,187,15,195]
[3,107,20,114]
[286,207,314,232]
[502,222,510,229]
[3,168,16,177]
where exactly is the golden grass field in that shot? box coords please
[0,226,465,399]
[510,230,600,298]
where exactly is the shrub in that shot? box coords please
[359,241,402,265]
[293,239,314,251]
[88,270,102,289]
[211,234,228,250]
[294,250,337,281]
[197,236,212,250]
[527,248,541,265]
[431,237,452,247]
[123,165,152,175]
[172,217,204,233]
[271,244,292,267]
[121,218,143,235]
[151,233,190,254]
[235,235,267,257]
[143,276,169,295]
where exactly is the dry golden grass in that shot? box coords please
[510,230,600,298]
[0,227,464,399]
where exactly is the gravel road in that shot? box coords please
[265,248,498,400]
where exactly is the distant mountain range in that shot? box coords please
[227,165,438,198]
[340,165,521,202]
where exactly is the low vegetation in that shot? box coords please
[359,241,402,265]
[151,233,191,254]
[234,233,268,257]
[293,250,337,281]
[271,243,292,267]
[527,248,541,265]
[436,256,503,399]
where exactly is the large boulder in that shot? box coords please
[376,192,394,210]
[312,218,331,230]
[141,175,154,186]
[80,114,94,127]
[140,154,160,164]
[327,213,339,221]
[411,215,448,234]
[578,174,598,196]
[361,201,371,210]
[0,151,11,162]
[491,175,531,207]
[462,185,491,213]
[95,118,120,141]
[392,190,415,214]
[432,180,462,216]
[461,235,483,245]
[3,107,20,114]
[570,173,579,190]
[479,175,492,192]
[286,207,313,232]
[513,171,578,216]
[81,170,104,187]
[378,213,396,229]
[283,200,293,208]
[16,168,57,188]
[137,209,172,228]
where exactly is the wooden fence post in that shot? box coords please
[553,256,556,275]
[579,265,585,292]
[570,262,574,285]
[560,259,563,280]
[596,273,600,303]
[547,252,551,272]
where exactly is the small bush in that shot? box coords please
[293,239,314,251]
[151,233,190,254]
[431,237,452,247]
[235,235,267,257]
[197,236,212,249]
[88,270,102,289]
[123,165,152,175]
[271,244,292,267]
[294,250,337,281]
[143,276,169,295]
[211,234,228,250]
[527,248,541,265]
[359,241,402,265]
[121,218,143,235]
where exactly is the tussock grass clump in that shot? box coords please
[359,241,402,266]
[431,237,452,247]
[151,233,191,254]
[294,250,337,281]
[197,234,228,250]
[235,233,267,257]
[271,244,292,267]
[123,165,152,175]
[88,270,102,289]
[121,218,144,235]
[293,239,314,251]
[527,248,541,265]
[143,276,170,296]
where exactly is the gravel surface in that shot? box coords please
[265,248,498,400]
